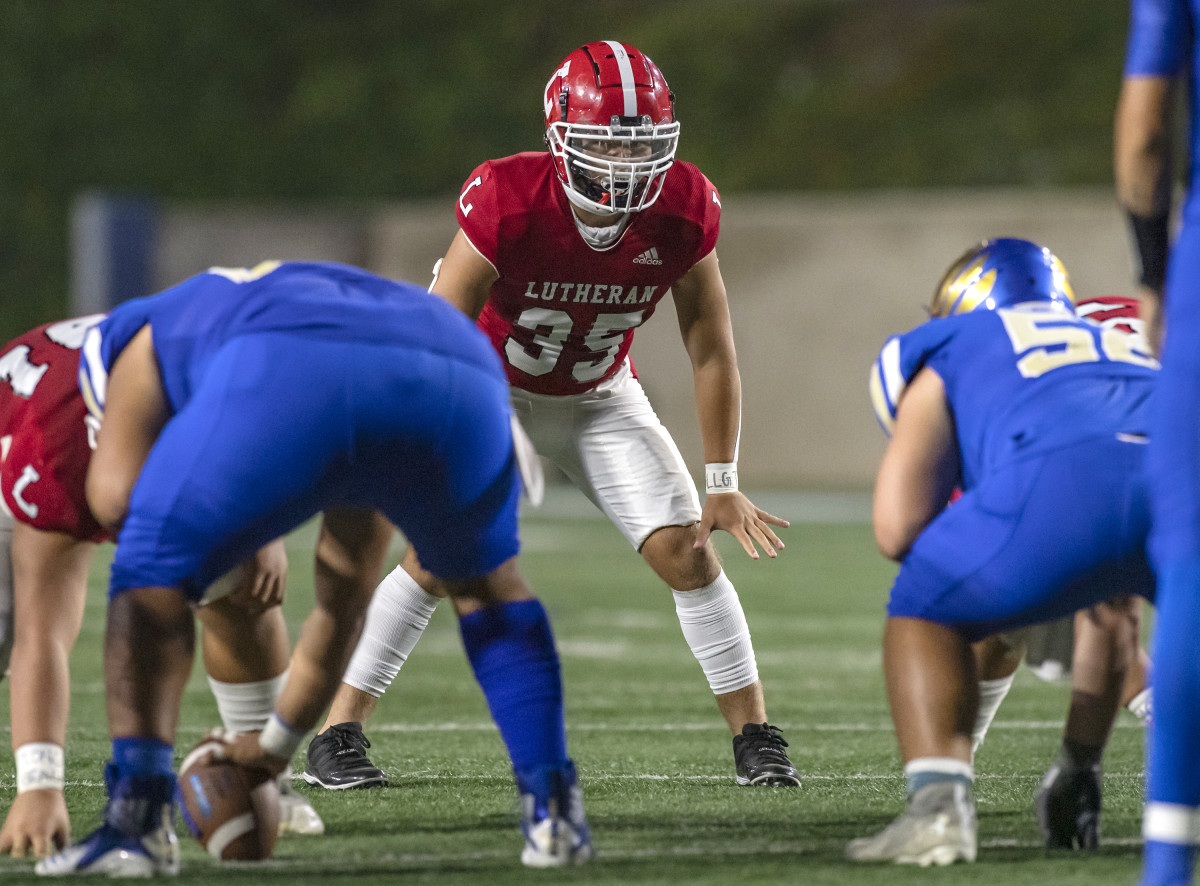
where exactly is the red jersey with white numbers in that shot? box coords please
[0,316,109,542]
[457,151,721,395]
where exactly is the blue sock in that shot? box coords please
[459,599,567,774]
[111,737,174,781]
[1142,840,1196,886]
[1148,556,1200,808]
[104,737,176,834]
[1140,556,1200,886]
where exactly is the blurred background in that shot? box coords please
[1,0,1140,489]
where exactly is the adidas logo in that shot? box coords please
[632,247,663,266]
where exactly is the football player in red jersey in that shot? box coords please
[0,317,320,860]
[304,40,798,791]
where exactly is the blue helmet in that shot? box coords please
[930,237,1076,318]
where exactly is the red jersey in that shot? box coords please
[0,316,109,542]
[457,152,721,395]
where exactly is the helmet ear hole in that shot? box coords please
[557,90,569,122]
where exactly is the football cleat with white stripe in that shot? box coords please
[517,761,593,868]
[278,772,325,836]
[36,771,180,877]
[36,816,179,877]
[846,781,977,866]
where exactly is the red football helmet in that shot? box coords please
[543,41,679,216]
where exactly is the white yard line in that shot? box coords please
[0,835,1138,873]
[178,719,1137,733]
[8,769,1145,790]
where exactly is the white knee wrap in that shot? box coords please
[208,669,288,734]
[672,571,758,695]
[342,565,440,697]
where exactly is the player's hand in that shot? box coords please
[247,539,288,608]
[0,789,71,859]
[226,539,289,611]
[202,728,289,779]
[695,491,789,560]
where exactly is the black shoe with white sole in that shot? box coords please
[732,722,801,787]
[302,722,388,790]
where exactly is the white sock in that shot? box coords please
[971,674,1015,756]
[342,565,440,696]
[672,571,759,695]
[1127,687,1153,723]
[904,756,975,797]
[207,669,288,734]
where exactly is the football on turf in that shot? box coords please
[176,738,280,861]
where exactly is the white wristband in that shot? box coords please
[16,743,65,793]
[258,713,306,761]
[705,462,739,495]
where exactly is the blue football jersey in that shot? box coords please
[85,260,523,596]
[79,260,497,418]
[870,302,1158,491]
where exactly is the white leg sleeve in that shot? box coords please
[208,670,288,734]
[672,571,759,695]
[342,565,441,697]
[971,674,1015,756]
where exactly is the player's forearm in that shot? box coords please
[272,518,386,734]
[1114,129,1172,218]
[1115,76,1175,300]
[8,639,71,750]
[1114,78,1174,216]
[7,529,91,755]
[872,369,957,560]
[273,605,366,735]
[691,361,742,463]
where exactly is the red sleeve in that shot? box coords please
[700,175,721,260]
[455,160,502,266]
[0,322,109,543]
[2,407,106,542]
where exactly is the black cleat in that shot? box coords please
[1035,761,1101,850]
[732,722,801,787]
[302,722,388,790]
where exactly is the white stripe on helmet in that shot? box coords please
[603,40,638,117]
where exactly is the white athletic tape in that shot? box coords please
[259,713,305,760]
[16,743,64,793]
[704,463,738,495]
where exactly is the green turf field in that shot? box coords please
[0,490,1146,884]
